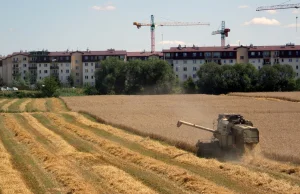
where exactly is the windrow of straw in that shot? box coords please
[1,99,18,112]
[24,113,156,194]
[50,98,67,112]
[69,112,300,194]
[0,133,32,194]
[19,99,32,112]
[3,114,98,194]
[45,112,234,194]
[33,99,47,112]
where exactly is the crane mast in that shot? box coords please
[133,15,210,53]
[257,3,300,11]
[212,21,230,47]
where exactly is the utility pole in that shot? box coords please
[297,16,298,32]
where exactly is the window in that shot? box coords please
[282,59,284,62]
[39,70,41,73]
[251,52,255,56]
[76,66,79,70]
[297,66,299,70]
[61,70,63,73]
[240,56,244,60]
[258,59,261,63]
[289,59,293,62]
[258,66,261,70]
[176,75,178,78]
[66,56,69,60]
[76,73,79,76]
[229,52,233,57]
[193,60,196,64]
[23,64,27,67]
[230,60,233,63]
[183,67,187,71]
[44,57,47,61]
[289,51,292,56]
[175,53,178,57]
[193,74,197,78]
[199,53,203,57]
[193,67,197,71]
[77,79,79,83]
[44,70,48,73]
[297,73,299,76]
[85,76,88,79]
[85,56,88,60]
[258,52,261,56]
[183,53,187,57]
[204,52,211,57]
[252,60,256,63]
[66,70,69,73]
[85,63,88,66]
[75,60,78,64]
[40,77,42,80]
[91,69,94,73]
[23,57,27,61]
[192,53,197,57]
[175,60,178,64]
[85,69,88,73]
[223,60,226,64]
[91,76,94,79]
[44,64,47,67]
[23,70,26,74]
[165,53,171,58]
[296,51,299,56]
[175,67,178,72]
[91,63,94,66]
[39,64,41,67]
[183,74,188,79]
[183,60,187,64]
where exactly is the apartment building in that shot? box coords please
[163,45,237,81]
[163,44,300,82]
[1,49,127,86]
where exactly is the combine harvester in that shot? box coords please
[177,114,259,158]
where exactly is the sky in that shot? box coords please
[1,0,300,55]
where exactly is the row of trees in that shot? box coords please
[95,57,176,94]
[184,63,300,94]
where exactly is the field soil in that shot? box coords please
[63,94,300,162]
[228,92,300,102]
[0,97,299,193]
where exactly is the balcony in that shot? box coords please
[50,66,59,69]
[29,66,37,70]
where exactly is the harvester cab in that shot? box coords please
[177,114,259,157]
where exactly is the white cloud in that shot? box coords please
[159,40,186,45]
[92,5,116,11]
[266,10,278,14]
[244,17,280,26]
[238,5,249,9]
[283,23,297,28]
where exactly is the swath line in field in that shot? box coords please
[3,114,98,194]
[8,99,26,112]
[32,113,191,194]
[0,115,61,194]
[1,99,18,112]
[19,99,31,112]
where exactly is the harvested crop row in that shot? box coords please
[1,99,18,112]
[69,112,300,194]
[45,112,234,194]
[33,99,47,112]
[25,113,156,194]
[93,165,157,194]
[0,132,32,194]
[3,114,98,194]
[50,98,67,112]
[19,99,31,112]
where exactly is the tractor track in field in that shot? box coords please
[0,97,299,194]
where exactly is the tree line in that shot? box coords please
[7,58,300,96]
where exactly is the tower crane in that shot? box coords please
[212,21,230,47]
[133,15,210,53]
[257,3,300,11]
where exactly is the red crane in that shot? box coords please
[212,21,230,47]
[133,15,210,53]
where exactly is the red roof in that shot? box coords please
[127,52,163,57]
[163,46,238,53]
[49,52,72,56]
[83,50,127,56]
[247,45,300,51]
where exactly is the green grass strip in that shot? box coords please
[7,99,26,113]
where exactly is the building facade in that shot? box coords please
[163,44,300,82]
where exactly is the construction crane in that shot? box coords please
[212,21,230,47]
[257,3,300,11]
[133,15,210,53]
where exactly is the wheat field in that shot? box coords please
[0,96,299,194]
